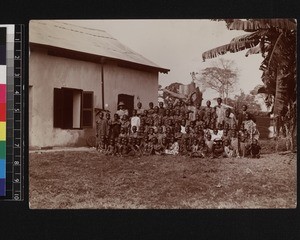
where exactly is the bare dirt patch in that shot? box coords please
[29,143,296,209]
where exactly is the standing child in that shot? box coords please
[96,112,109,150]
[147,127,156,141]
[174,126,183,142]
[106,112,112,138]
[148,102,155,116]
[119,127,127,138]
[230,130,239,157]
[130,109,140,133]
[238,124,249,158]
[110,113,122,140]
[158,101,165,116]
[121,114,130,134]
[136,102,144,117]
[156,126,166,144]
[205,134,214,158]
[221,129,231,143]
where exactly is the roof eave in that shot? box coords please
[30,42,170,74]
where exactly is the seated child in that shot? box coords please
[130,125,138,138]
[217,122,224,131]
[211,128,222,141]
[198,139,208,158]
[223,139,234,158]
[189,139,200,158]
[161,137,168,153]
[152,137,163,155]
[105,139,115,156]
[179,137,190,156]
[143,138,154,156]
[121,137,136,157]
[205,134,214,157]
[213,139,224,158]
[115,137,123,156]
[165,136,179,155]
[139,135,148,153]
[165,127,173,140]
[97,135,106,153]
[250,139,261,158]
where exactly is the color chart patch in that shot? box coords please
[0,27,6,196]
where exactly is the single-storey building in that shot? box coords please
[29,20,169,148]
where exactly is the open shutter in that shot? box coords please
[82,91,94,128]
[53,88,63,128]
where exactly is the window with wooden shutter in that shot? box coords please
[54,87,93,129]
[82,91,94,128]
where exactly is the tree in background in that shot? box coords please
[202,19,296,151]
[234,89,262,115]
[199,58,238,104]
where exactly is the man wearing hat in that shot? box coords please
[116,101,129,119]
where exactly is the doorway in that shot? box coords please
[118,94,134,117]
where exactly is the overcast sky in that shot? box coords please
[61,20,263,100]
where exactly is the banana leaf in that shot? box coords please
[227,19,296,31]
[245,44,261,57]
[202,39,259,61]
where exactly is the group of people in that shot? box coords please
[95,98,261,158]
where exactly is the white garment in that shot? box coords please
[215,105,226,124]
[130,116,140,132]
[181,125,186,134]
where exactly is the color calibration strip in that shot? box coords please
[0,27,7,197]
[0,24,24,201]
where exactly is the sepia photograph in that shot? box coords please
[29,19,296,209]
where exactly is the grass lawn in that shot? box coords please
[29,140,296,209]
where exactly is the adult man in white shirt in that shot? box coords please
[116,101,128,119]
